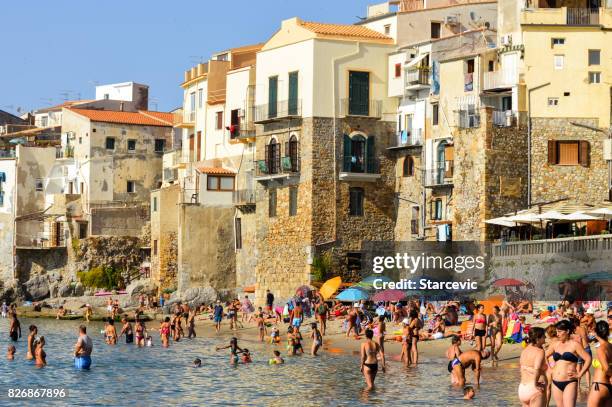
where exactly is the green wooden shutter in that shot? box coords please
[288,72,298,115]
[343,134,352,171]
[366,136,375,173]
[268,76,278,118]
[348,71,369,116]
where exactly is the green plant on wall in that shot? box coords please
[311,252,332,282]
[77,266,125,290]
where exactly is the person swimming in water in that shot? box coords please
[74,325,93,370]
[105,318,118,345]
[120,318,134,344]
[587,320,612,407]
[193,358,202,368]
[135,319,146,347]
[26,325,37,360]
[518,327,547,407]
[216,337,243,365]
[7,345,15,360]
[34,336,46,368]
[9,313,21,342]
[311,322,323,356]
[360,328,385,390]
[269,350,284,365]
[159,317,171,347]
[463,386,475,400]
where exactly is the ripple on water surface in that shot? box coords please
[0,318,584,406]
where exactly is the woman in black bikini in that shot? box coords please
[587,320,612,407]
[408,309,421,366]
[471,304,487,351]
[9,313,20,342]
[360,328,384,390]
[545,319,591,407]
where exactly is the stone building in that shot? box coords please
[252,17,397,304]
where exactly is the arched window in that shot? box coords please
[287,135,299,172]
[403,156,414,177]
[266,138,280,174]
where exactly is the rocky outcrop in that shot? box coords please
[168,286,217,308]
[126,278,158,301]
[23,274,50,301]
[74,236,144,274]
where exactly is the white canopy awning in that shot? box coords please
[506,212,541,223]
[534,210,567,220]
[587,207,612,218]
[484,217,516,227]
[563,211,601,221]
[405,53,429,69]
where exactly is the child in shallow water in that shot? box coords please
[241,349,252,363]
[269,350,284,365]
[145,336,153,347]
[193,358,202,367]
[7,345,15,360]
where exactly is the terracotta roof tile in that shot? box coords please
[300,21,392,41]
[36,100,94,113]
[195,166,236,175]
[67,108,172,127]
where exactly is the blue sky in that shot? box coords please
[0,0,376,114]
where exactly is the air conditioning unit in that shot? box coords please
[501,35,512,46]
[604,139,612,161]
[444,15,459,25]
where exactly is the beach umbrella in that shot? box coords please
[534,210,567,221]
[563,211,600,222]
[295,285,312,297]
[493,278,524,288]
[319,276,342,300]
[372,289,405,302]
[335,287,369,302]
[587,207,612,219]
[548,272,585,284]
[354,275,393,289]
[506,212,541,224]
[485,217,516,227]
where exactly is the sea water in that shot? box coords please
[0,318,586,406]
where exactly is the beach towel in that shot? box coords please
[460,320,473,340]
[504,320,523,343]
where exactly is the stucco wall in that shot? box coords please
[0,158,16,281]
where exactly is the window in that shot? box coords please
[403,156,414,177]
[349,187,364,216]
[79,137,82,144]
[0,191,4,207]
[431,199,443,220]
[40,116,48,127]
[266,139,280,174]
[547,140,590,166]
[394,63,402,78]
[80,182,84,194]
[466,59,475,74]
[589,72,601,84]
[78,222,87,238]
[431,22,441,39]
[215,111,223,130]
[127,139,136,152]
[268,76,278,118]
[104,93,109,100]
[552,38,565,46]
[343,134,375,173]
[548,97,559,106]
[153,240,158,256]
[190,92,196,112]
[348,71,370,116]
[554,55,564,70]
[289,187,298,216]
[152,197,158,212]
[287,135,300,172]
[127,181,135,193]
[384,24,391,35]
[35,178,43,191]
[154,139,165,153]
[588,49,600,66]
[411,207,419,235]
[347,252,363,274]
[207,175,234,191]
[229,109,240,138]
[198,88,204,108]
[432,103,439,126]
[269,189,277,217]
[488,60,494,72]
[105,137,115,150]
[235,218,242,250]
[288,71,299,115]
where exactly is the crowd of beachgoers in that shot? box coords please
[2,291,611,407]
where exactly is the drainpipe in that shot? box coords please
[331,42,362,244]
[527,82,550,207]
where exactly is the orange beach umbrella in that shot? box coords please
[319,276,342,300]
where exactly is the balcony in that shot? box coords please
[255,156,300,181]
[388,129,423,151]
[483,70,517,91]
[228,124,256,141]
[405,68,430,92]
[56,146,74,159]
[254,99,302,124]
[424,161,454,187]
[174,111,195,128]
[339,99,382,119]
[521,7,603,26]
[457,110,481,129]
[492,110,515,127]
[339,155,381,182]
[233,189,256,210]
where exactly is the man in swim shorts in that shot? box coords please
[74,325,93,370]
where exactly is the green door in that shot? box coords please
[288,71,298,115]
[268,76,278,118]
[348,71,369,116]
